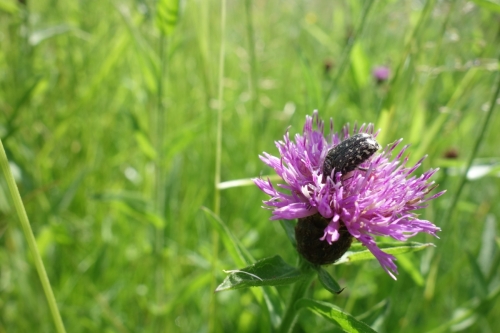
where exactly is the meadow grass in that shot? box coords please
[1,0,500,332]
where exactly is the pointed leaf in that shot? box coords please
[316,267,343,294]
[334,242,434,265]
[216,255,305,292]
[295,298,378,333]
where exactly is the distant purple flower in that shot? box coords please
[372,66,390,83]
[253,111,444,279]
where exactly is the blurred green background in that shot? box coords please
[1,0,500,332]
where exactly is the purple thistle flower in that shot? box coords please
[372,66,390,83]
[253,111,445,279]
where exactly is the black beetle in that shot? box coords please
[323,133,381,181]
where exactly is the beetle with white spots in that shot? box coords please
[322,133,381,181]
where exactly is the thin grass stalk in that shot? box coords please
[154,33,167,308]
[210,0,227,331]
[0,139,67,333]
[244,0,259,114]
[198,0,214,102]
[214,0,226,216]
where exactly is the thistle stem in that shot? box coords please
[278,261,315,333]
[0,139,66,333]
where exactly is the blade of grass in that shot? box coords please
[210,0,227,331]
[0,139,67,333]
[244,0,259,114]
[153,31,167,311]
[295,298,377,333]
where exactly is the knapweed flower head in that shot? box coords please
[372,66,390,83]
[253,111,445,279]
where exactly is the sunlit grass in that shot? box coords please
[1,0,500,332]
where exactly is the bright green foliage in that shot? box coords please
[1,0,500,332]
[296,298,378,333]
[156,0,180,36]
[216,255,304,291]
[316,266,343,294]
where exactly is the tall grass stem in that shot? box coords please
[0,139,67,333]
[154,33,167,307]
[210,0,227,331]
[214,0,227,215]
[244,0,259,114]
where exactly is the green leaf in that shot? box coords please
[202,207,252,267]
[466,251,488,299]
[0,0,18,14]
[279,220,296,248]
[156,0,180,36]
[216,255,305,292]
[295,298,378,333]
[470,0,500,13]
[350,42,369,88]
[396,254,424,286]
[202,208,285,327]
[316,267,343,294]
[356,299,390,331]
[29,25,76,46]
[93,191,165,228]
[134,132,157,160]
[334,242,434,265]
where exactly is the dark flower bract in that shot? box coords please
[253,111,445,279]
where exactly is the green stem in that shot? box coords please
[244,0,259,151]
[0,139,66,333]
[213,0,227,216]
[154,32,167,308]
[244,0,259,111]
[278,262,316,333]
[209,0,227,332]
